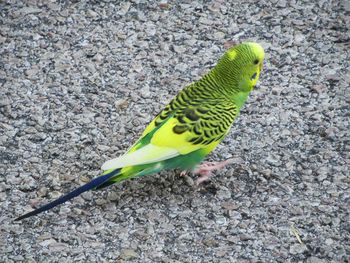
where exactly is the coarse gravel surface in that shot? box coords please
[1,0,349,262]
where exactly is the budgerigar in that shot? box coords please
[16,42,265,221]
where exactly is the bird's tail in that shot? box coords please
[15,168,121,221]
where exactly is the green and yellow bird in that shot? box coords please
[16,42,265,220]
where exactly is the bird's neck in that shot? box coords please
[205,68,250,109]
[232,91,250,110]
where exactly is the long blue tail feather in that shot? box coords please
[15,169,121,221]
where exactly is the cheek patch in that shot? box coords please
[250,72,257,80]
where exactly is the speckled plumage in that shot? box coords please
[16,42,265,220]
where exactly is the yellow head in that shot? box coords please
[218,42,265,93]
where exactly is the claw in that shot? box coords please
[180,171,188,177]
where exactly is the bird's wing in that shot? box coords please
[101,99,238,171]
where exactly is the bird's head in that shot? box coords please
[216,42,265,93]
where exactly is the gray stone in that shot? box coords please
[289,243,308,254]
[1,1,348,263]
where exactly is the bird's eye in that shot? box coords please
[253,59,259,65]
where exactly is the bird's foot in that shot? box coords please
[194,159,234,185]
[180,170,188,177]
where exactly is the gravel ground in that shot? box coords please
[1,1,349,262]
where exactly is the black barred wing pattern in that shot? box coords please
[153,96,238,146]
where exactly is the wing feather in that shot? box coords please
[101,144,179,171]
[151,99,238,154]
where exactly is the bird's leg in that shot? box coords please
[194,158,234,184]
